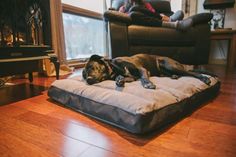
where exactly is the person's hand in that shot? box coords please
[160,14,170,22]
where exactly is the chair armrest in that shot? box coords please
[104,10,132,25]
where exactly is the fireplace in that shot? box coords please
[0,0,59,81]
[0,0,52,49]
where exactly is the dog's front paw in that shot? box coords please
[115,75,125,87]
[141,79,156,89]
[144,83,156,89]
[201,76,211,85]
[171,75,180,79]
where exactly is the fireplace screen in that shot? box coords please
[0,0,51,47]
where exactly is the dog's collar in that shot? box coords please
[104,59,126,79]
[156,59,161,72]
[102,59,116,79]
[110,60,126,75]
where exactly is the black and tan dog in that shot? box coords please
[82,54,212,89]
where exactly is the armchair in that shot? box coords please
[104,0,212,65]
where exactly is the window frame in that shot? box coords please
[62,4,103,20]
[61,3,106,66]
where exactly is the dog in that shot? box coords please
[82,54,212,89]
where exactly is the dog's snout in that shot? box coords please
[86,76,96,85]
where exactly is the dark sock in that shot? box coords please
[176,18,193,31]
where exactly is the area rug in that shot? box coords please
[0,83,47,106]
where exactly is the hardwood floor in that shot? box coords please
[0,65,235,157]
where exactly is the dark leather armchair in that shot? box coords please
[104,0,212,65]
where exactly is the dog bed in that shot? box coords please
[48,75,220,134]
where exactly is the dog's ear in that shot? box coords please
[101,57,111,62]
[82,69,87,79]
[89,54,103,61]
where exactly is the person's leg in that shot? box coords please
[163,12,213,31]
[129,5,162,19]
[129,10,192,31]
[170,10,184,22]
[162,18,193,31]
[130,11,192,31]
[129,11,162,26]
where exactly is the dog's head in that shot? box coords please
[82,55,112,85]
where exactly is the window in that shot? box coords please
[62,13,105,60]
[170,0,182,12]
[62,0,104,13]
[62,0,107,61]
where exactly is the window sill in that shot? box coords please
[67,60,86,68]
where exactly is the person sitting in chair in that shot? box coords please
[118,0,198,31]
[119,0,184,21]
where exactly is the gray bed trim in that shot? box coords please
[48,81,220,134]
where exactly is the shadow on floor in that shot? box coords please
[0,83,47,106]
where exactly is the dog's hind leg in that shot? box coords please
[190,69,218,77]
[159,58,211,85]
[157,68,180,79]
[165,67,211,85]
[180,70,211,85]
[139,67,156,89]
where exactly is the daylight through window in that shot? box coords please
[62,0,106,60]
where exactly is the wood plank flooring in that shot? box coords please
[0,65,235,157]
